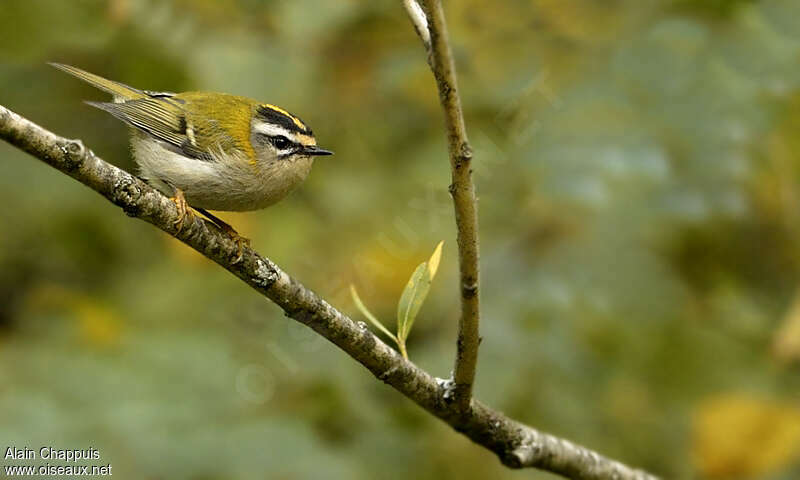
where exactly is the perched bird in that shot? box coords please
[50,63,332,260]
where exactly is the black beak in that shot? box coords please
[303,145,334,156]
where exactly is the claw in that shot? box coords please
[231,232,252,264]
[217,221,251,264]
[171,189,194,233]
[194,208,251,263]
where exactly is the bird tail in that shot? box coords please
[49,63,145,102]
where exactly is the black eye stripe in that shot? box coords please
[270,135,292,150]
[255,133,286,143]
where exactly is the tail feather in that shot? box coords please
[49,63,145,102]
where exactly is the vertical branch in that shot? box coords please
[407,0,480,412]
[403,0,431,50]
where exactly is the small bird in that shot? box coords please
[50,63,332,260]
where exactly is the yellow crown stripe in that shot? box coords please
[261,104,306,130]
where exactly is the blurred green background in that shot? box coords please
[2,0,800,478]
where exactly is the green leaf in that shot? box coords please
[428,240,444,280]
[397,262,430,343]
[350,285,397,342]
[396,240,443,344]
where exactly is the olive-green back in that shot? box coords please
[51,63,256,161]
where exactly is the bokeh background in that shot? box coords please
[2,0,800,478]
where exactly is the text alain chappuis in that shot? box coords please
[4,446,112,476]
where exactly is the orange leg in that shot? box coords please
[171,188,195,233]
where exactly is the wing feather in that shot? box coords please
[86,96,210,160]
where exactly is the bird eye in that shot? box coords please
[270,135,291,150]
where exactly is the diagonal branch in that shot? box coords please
[0,106,657,480]
[407,0,481,413]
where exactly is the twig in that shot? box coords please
[411,0,481,413]
[403,0,431,49]
[0,104,658,480]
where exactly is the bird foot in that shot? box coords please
[218,222,251,264]
[171,189,195,233]
[195,208,251,264]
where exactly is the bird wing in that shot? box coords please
[87,96,212,160]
